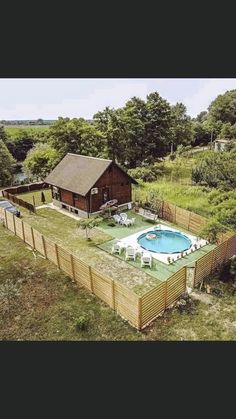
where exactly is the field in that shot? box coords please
[136,181,212,217]
[5,126,49,136]
[134,154,214,217]
[1,222,235,340]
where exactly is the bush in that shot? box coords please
[218,256,236,283]
[200,219,226,244]
[128,165,163,182]
[75,314,90,332]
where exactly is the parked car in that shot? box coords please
[0,200,21,217]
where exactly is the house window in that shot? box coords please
[73,193,79,200]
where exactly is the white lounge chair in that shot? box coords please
[119,213,128,224]
[125,246,136,261]
[122,218,133,227]
[141,251,152,268]
[111,241,123,255]
[113,214,121,223]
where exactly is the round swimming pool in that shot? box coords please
[137,229,192,254]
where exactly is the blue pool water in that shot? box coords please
[138,229,192,254]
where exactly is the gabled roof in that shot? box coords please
[44,153,137,196]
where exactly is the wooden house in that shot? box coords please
[44,153,137,217]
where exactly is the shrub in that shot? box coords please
[128,165,163,182]
[75,314,90,332]
[218,256,236,283]
[200,219,226,244]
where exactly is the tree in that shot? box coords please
[0,139,15,186]
[195,111,208,123]
[145,92,173,162]
[148,189,163,216]
[23,143,60,180]
[0,125,9,143]
[48,117,106,159]
[77,217,103,240]
[192,121,211,146]
[121,97,147,167]
[170,103,193,150]
[5,132,34,161]
[208,89,236,125]
[191,149,236,189]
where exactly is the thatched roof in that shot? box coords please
[45,153,137,196]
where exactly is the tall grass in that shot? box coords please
[134,180,212,217]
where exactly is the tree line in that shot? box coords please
[0,89,236,185]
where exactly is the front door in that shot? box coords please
[102,187,110,203]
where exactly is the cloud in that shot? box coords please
[183,79,236,117]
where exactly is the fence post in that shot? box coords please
[112,280,115,310]
[70,254,75,280]
[42,235,47,258]
[4,209,8,229]
[31,226,35,250]
[13,214,16,235]
[188,212,191,230]
[138,297,142,330]
[174,205,177,223]
[89,266,94,292]
[22,220,25,242]
[164,280,168,309]
[55,243,60,268]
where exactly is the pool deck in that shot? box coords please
[97,212,216,282]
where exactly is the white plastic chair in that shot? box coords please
[125,246,136,261]
[130,217,135,225]
[113,214,121,223]
[119,213,128,223]
[141,251,152,268]
[122,218,133,227]
[111,241,123,255]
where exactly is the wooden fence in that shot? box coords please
[161,201,207,235]
[2,191,36,213]
[3,182,46,195]
[0,207,189,330]
[194,231,236,286]
[2,182,48,213]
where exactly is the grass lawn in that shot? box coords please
[18,207,159,294]
[1,222,235,340]
[17,189,52,207]
[0,223,141,340]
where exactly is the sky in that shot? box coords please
[0,78,235,120]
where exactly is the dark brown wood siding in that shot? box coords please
[90,163,132,212]
[59,188,87,211]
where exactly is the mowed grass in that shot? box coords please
[19,207,159,294]
[1,223,235,340]
[17,189,52,207]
